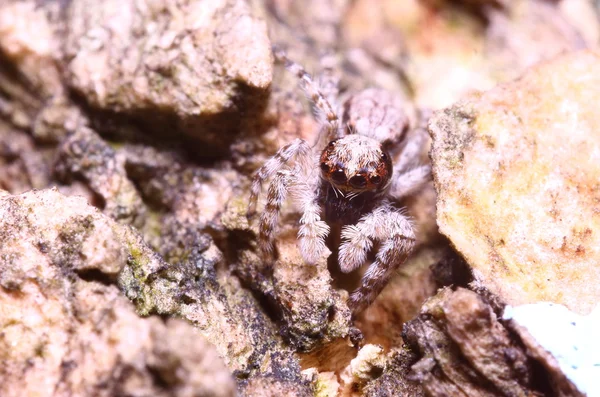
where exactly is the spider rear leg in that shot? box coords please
[388,165,431,199]
[389,125,432,199]
[339,204,416,314]
[292,181,330,264]
[272,46,343,143]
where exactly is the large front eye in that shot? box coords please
[320,162,330,172]
[349,175,367,188]
[331,169,347,184]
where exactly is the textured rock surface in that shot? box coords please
[54,126,146,225]
[0,189,235,397]
[404,288,538,396]
[2,0,599,395]
[430,50,600,315]
[344,0,589,109]
[64,0,272,152]
[361,349,423,397]
[222,199,353,353]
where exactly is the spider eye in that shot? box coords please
[370,175,382,185]
[349,175,367,188]
[320,162,330,172]
[331,169,347,184]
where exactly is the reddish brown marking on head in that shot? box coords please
[320,136,393,194]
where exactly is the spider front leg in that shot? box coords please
[248,138,311,258]
[248,138,311,216]
[339,204,416,314]
[258,169,293,257]
[290,171,330,264]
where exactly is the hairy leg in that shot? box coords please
[284,155,329,264]
[389,125,431,199]
[259,169,293,258]
[395,129,427,171]
[388,164,431,199]
[248,138,311,217]
[273,46,343,143]
[348,232,414,313]
[338,204,416,313]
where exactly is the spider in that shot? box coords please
[247,47,431,314]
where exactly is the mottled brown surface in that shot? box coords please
[0,0,599,395]
[64,0,272,153]
[0,189,235,397]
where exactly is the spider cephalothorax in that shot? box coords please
[320,136,393,194]
[319,136,394,225]
[248,47,431,313]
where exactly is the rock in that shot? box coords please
[343,0,590,109]
[485,0,587,80]
[222,198,353,353]
[240,375,313,397]
[0,188,235,397]
[362,349,423,397]
[115,147,310,386]
[403,288,537,396]
[0,1,64,98]
[0,119,52,193]
[63,0,273,154]
[338,344,387,395]
[430,50,600,315]
[0,1,83,144]
[559,0,600,46]
[54,126,146,226]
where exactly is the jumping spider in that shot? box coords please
[248,47,431,314]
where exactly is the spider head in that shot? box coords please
[319,135,393,195]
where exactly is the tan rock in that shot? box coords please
[0,1,63,97]
[362,348,424,397]
[339,344,387,396]
[0,188,235,397]
[63,0,272,151]
[430,50,600,315]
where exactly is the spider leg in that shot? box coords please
[290,164,330,264]
[248,138,311,217]
[340,204,416,314]
[259,169,293,258]
[388,164,431,199]
[394,123,428,172]
[389,124,431,199]
[296,193,330,264]
[338,217,377,274]
[273,46,343,143]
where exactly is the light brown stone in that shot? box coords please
[430,50,600,315]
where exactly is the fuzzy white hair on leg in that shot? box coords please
[389,164,431,199]
[339,204,416,313]
[258,169,295,257]
[248,138,311,217]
